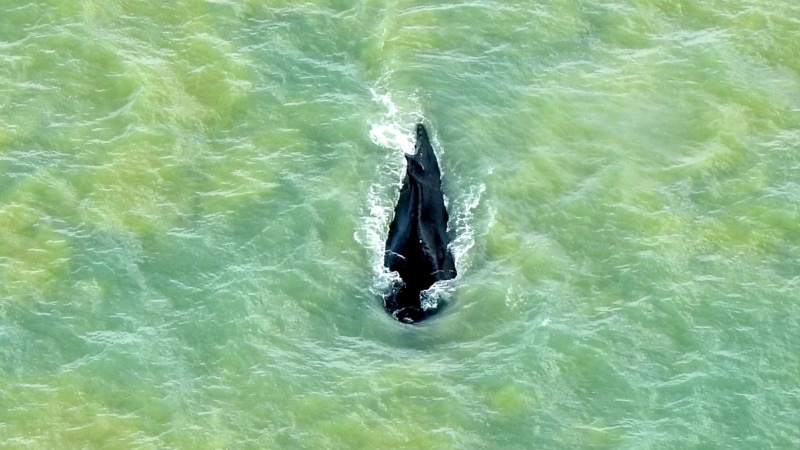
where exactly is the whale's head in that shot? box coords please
[405,123,442,183]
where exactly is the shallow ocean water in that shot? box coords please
[1,0,799,448]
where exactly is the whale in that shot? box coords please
[383,123,457,323]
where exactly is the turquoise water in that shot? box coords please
[2,0,799,447]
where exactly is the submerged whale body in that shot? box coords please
[383,123,456,323]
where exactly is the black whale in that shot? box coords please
[383,123,456,323]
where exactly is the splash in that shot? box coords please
[367,88,420,155]
[448,182,485,273]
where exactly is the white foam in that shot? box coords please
[368,122,415,155]
[370,89,399,119]
[449,182,486,274]
[358,184,393,276]
[367,88,419,155]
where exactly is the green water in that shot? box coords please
[2,0,799,448]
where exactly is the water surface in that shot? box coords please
[1,0,799,448]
